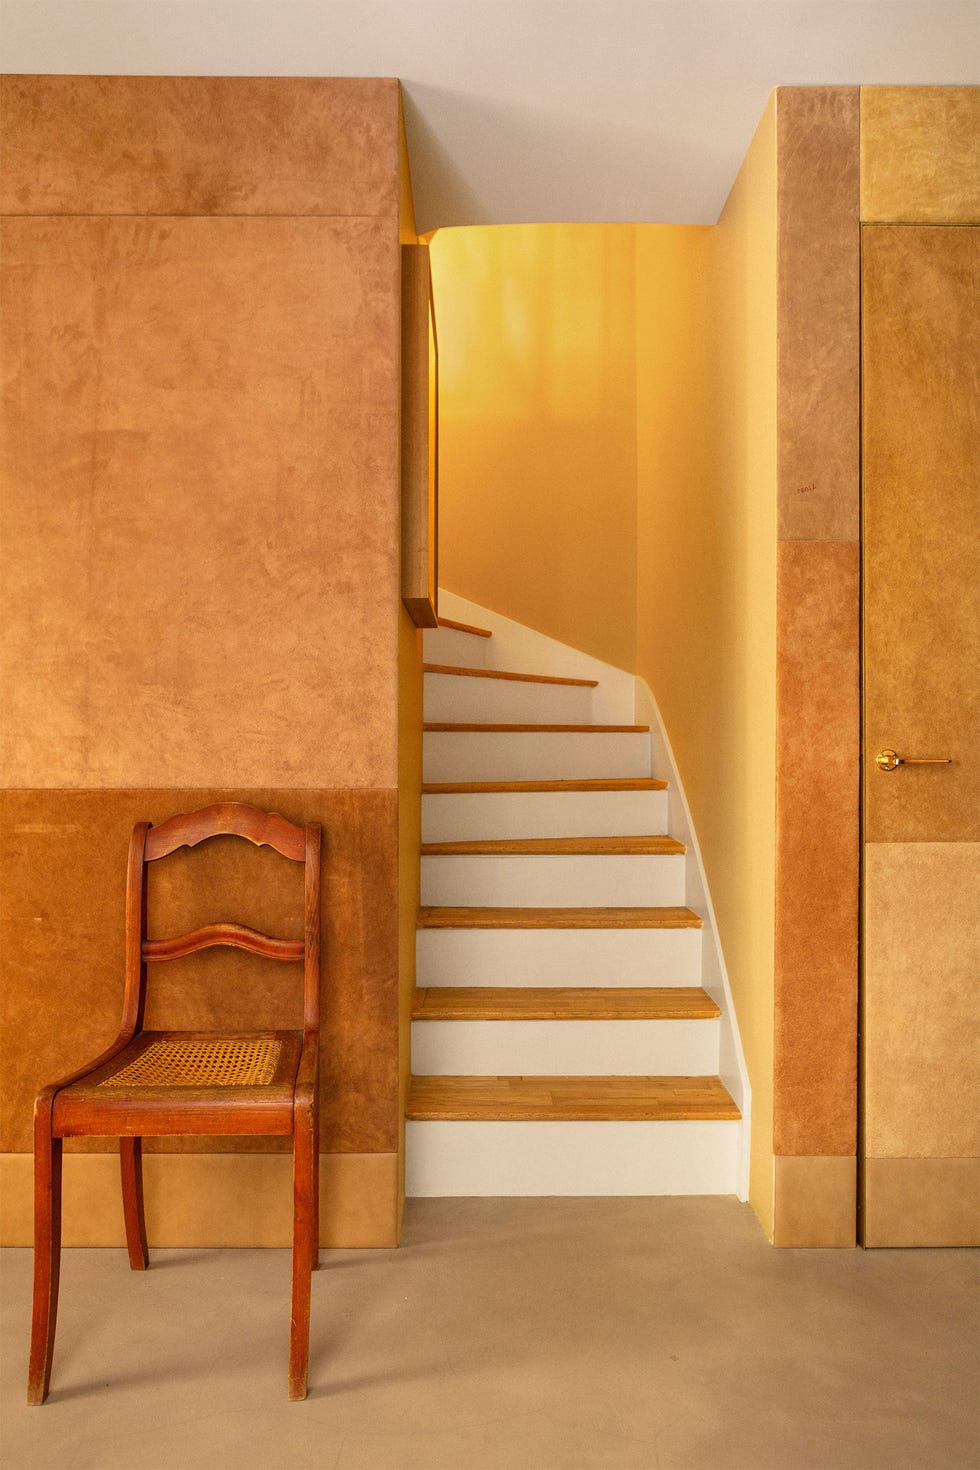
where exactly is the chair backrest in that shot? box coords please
[119,803,321,1040]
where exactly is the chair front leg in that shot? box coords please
[288,1100,315,1400]
[27,1106,63,1405]
[120,1138,149,1270]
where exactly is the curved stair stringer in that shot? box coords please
[634,678,752,1201]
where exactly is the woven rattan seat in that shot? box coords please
[99,1038,283,1089]
[29,803,322,1405]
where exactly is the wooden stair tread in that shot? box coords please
[413,986,720,1021]
[423,663,598,688]
[406,1074,740,1121]
[424,722,650,733]
[421,836,684,856]
[418,906,702,929]
[423,778,668,793]
[437,616,492,638]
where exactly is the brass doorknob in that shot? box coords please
[875,749,953,772]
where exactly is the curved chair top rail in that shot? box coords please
[144,803,307,863]
[143,922,306,963]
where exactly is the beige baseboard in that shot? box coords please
[863,1157,980,1247]
[0,1151,399,1249]
[773,1155,857,1247]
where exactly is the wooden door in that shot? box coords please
[862,224,979,1245]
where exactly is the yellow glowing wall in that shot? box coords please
[634,102,779,1233]
[429,225,637,671]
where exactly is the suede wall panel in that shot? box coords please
[863,843,979,1161]
[861,86,980,224]
[1,214,400,791]
[1,1152,401,1249]
[773,542,860,1158]
[775,87,860,543]
[0,75,401,219]
[772,1156,857,1248]
[862,225,979,844]
[1,77,408,1248]
[1,788,399,1157]
[863,1158,980,1248]
[860,118,978,1245]
[771,91,861,1197]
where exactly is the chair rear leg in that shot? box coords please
[120,1138,149,1270]
[311,1104,320,1273]
[27,1114,62,1405]
[288,1104,315,1400]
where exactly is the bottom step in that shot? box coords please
[406,1119,741,1197]
[406,1076,741,1197]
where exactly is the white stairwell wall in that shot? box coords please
[410,591,751,1199]
[433,592,636,721]
[633,677,752,1195]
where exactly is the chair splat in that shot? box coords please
[142,923,305,963]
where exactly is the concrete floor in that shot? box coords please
[2,1198,977,1470]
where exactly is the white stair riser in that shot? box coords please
[423,627,491,667]
[421,789,670,841]
[411,1018,720,1076]
[424,731,651,783]
[420,853,686,907]
[417,926,702,987]
[424,672,594,724]
[406,1119,740,1196]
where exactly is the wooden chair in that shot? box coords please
[27,803,322,1404]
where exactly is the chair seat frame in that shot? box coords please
[27,803,322,1404]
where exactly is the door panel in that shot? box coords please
[862,224,979,1246]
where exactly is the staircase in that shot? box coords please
[406,597,744,1197]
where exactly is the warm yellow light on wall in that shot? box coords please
[428,222,638,671]
[431,224,635,426]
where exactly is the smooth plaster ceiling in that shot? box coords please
[2,0,977,232]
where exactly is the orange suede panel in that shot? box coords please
[0,75,400,218]
[773,541,860,1156]
[863,225,979,843]
[0,789,399,1156]
[776,87,860,543]
[1,215,400,790]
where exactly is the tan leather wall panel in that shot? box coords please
[0,75,400,218]
[1,1152,400,1248]
[775,87,860,542]
[773,541,860,1157]
[863,1158,980,1248]
[771,89,861,1185]
[863,226,979,843]
[1,215,400,791]
[863,842,979,1161]
[772,1156,856,1247]
[0,788,399,1156]
[861,87,980,224]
